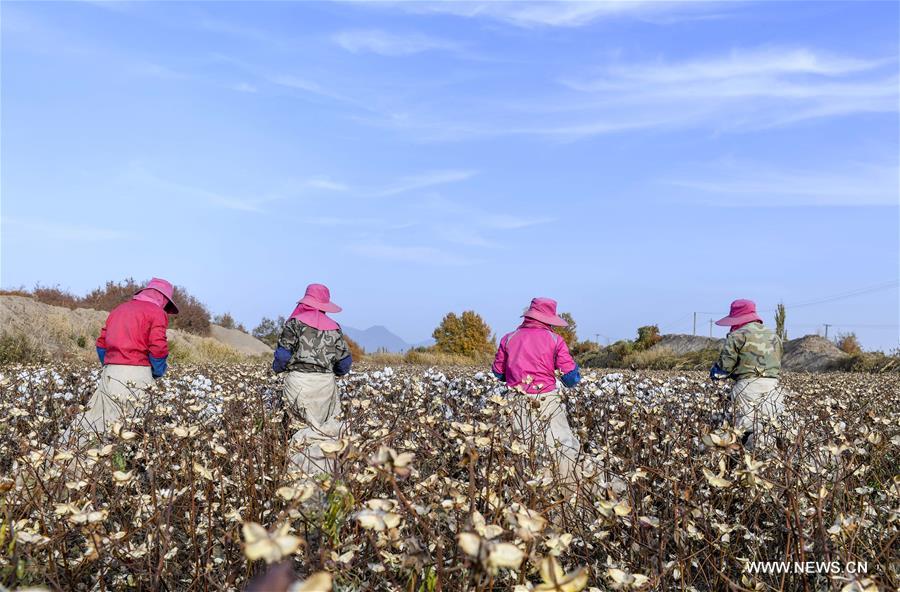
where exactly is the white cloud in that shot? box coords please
[333,29,462,56]
[231,82,258,93]
[553,47,897,135]
[307,178,349,191]
[121,165,274,212]
[304,216,382,226]
[370,170,477,197]
[360,46,897,141]
[1,217,128,241]
[436,226,500,248]
[664,159,900,207]
[348,242,476,265]
[392,1,722,28]
[422,196,555,229]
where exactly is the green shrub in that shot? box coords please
[833,351,900,373]
[0,334,46,364]
[214,312,237,329]
[253,316,286,348]
[635,325,662,351]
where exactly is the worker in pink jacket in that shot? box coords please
[70,278,178,439]
[492,297,582,482]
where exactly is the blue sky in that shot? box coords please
[2,1,898,350]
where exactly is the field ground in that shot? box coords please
[1,362,897,591]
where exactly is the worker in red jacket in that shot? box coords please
[73,278,178,438]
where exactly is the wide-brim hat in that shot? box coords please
[715,298,762,327]
[135,277,179,314]
[522,297,568,327]
[298,283,341,313]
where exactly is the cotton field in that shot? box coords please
[0,364,897,591]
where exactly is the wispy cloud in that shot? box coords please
[436,226,500,248]
[422,196,554,230]
[369,170,477,197]
[554,47,897,134]
[347,242,476,265]
[388,1,729,28]
[199,18,293,50]
[304,216,382,227]
[121,165,276,212]
[664,159,900,207]
[231,82,258,93]
[357,46,898,141]
[1,217,128,241]
[333,29,462,56]
[306,177,349,192]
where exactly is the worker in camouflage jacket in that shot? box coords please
[709,299,784,449]
[272,283,352,474]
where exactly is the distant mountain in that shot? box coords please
[412,338,436,349]
[344,325,414,353]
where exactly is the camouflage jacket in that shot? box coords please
[716,322,782,379]
[276,318,352,374]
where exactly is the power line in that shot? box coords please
[791,323,898,329]
[693,280,899,318]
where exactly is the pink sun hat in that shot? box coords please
[298,283,342,313]
[715,299,762,327]
[522,297,568,327]
[135,277,179,314]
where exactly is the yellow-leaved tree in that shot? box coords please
[552,312,577,350]
[432,311,495,358]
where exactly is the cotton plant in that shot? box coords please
[0,362,897,590]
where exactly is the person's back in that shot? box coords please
[710,299,784,450]
[274,318,351,376]
[272,283,352,475]
[70,277,178,440]
[100,299,169,367]
[492,297,581,482]
[716,322,782,380]
[494,321,577,394]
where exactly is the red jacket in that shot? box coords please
[96,299,169,366]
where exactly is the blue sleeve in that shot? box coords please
[149,355,167,378]
[709,363,729,380]
[272,346,292,374]
[333,354,352,376]
[96,347,106,365]
[492,370,505,381]
[561,366,581,388]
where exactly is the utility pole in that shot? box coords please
[709,319,713,338]
[824,324,832,339]
[693,312,697,336]
[595,333,600,345]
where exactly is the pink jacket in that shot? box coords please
[492,319,578,394]
[96,299,169,366]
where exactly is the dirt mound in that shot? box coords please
[783,334,849,372]
[654,334,724,356]
[210,325,272,355]
[652,332,851,372]
[0,295,268,363]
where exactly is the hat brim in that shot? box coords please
[523,311,568,327]
[136,287,179,315]
[299,296,341,313]
[715,312,761,327]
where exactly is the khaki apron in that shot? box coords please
[510,389,581,483]
[283,371,342,474]
[65,364,154,443]
[731,377,785,449]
